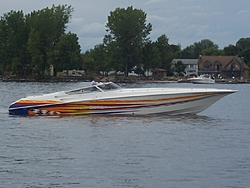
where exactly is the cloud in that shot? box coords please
[238,9,250,16]
[145,0,167,5]
[79,36,104,51]
[79,22,105,37]
[69,21,106,51]
[1,0,250,51]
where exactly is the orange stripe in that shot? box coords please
[18,93,212,106]
[71,94,208,105]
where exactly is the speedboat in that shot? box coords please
[188,75,215,84]
[8,82,237,116]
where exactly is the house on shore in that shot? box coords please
[171,59,198,76]
[151,68,167,78]
[198,55,249,78]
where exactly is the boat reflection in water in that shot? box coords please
[8,82,236,116]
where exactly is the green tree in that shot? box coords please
[224,44,239,56]
[0,11,29,76]
[155,34,181,74]
[142,41,161,74]
[27,28,44,76]
[236,38,250,65]
[26,5,74,77]
[82,50,95,75]
[172,60,186,75]
[103,35,125,75]
[182,39,219,58]
[0,5,78,79]
[0,19,8,76]
[181,45,195,58]
[201,47,224,56]
[53,32,81,74]
[156,34,170,70]
[105,6,152,76]
[90,44,107,76]
[193,39,219,57]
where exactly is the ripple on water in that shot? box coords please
[0,82,250,187]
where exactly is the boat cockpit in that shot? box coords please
[65,82,121,95]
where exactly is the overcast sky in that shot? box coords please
[1,0,250,52]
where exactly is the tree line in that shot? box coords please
[0,4,81,78]
[1,5,250,79]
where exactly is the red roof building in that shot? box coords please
[198,55,249,78]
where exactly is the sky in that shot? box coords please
[1,0,250,52]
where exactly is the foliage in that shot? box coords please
[0,10,28,76]
[83,17,249,78]
[181,39,220,58]
[53,32,81,72]
[223,44,238,56]
[0,5,80,78]
[82,50,95,74]
[142,41,161,73]
[0,5,249,79]
[236,38,250,65]
[155,35,181,75]
[172,61,186,74]
[104,6,152,76]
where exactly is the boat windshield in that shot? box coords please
[96,82,121,91]
[66,82,121,95]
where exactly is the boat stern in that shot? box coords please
[8,98,62,116]
[8,101,30,115]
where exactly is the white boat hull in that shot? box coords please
[8,82,236,116]
[188,75,215,84]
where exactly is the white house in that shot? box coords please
[171,59,198,76]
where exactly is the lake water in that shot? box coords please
[0,81,249,188]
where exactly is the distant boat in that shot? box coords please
[188,75,215,84]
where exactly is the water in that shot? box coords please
[0,81,249,188]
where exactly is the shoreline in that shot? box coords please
[1,76,249,84]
